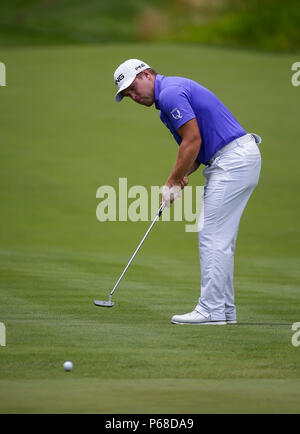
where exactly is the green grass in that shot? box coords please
[0,43,300,413]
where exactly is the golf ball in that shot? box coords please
[63,361,73,371]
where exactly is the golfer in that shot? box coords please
[113,59,261,325]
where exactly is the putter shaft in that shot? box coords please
[109,202,166,299]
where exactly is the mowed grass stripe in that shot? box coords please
[1,379,300,413]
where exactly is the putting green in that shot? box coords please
[1,378,300,413]
[0,43,299,413]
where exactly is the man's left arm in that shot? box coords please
[166,118,201,187]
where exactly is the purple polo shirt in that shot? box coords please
[154,74,246,165]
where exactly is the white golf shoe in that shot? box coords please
[171,310,227,325]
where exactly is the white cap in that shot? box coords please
[114,59,151,102]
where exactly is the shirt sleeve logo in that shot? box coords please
[171,107,183,120]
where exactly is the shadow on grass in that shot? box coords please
[233,322,292,326]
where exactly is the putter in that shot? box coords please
[94,201,166,307]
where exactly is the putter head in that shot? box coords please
[94,299,115,307]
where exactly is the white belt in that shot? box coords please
[207,133,262,166]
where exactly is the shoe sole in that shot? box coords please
[226,320,237,324]
[171,320,227,325]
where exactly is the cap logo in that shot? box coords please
[135,63,146,71]
[115,73,125,84]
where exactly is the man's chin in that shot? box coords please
[143,100,154,107]
[135,98,154,107]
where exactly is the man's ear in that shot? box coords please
[143,70,152,80]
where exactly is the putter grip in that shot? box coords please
[158,202,166,217]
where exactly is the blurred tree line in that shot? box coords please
[0,0,299,52]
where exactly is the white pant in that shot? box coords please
[195,134,261,321]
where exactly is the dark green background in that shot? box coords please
[0,0,299,52]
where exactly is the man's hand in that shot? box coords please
[161,176,188,207]
[161,184,181,208]
[180,176,189,189]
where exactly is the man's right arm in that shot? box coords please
[180,160,200,189]
[187,159,200,176]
